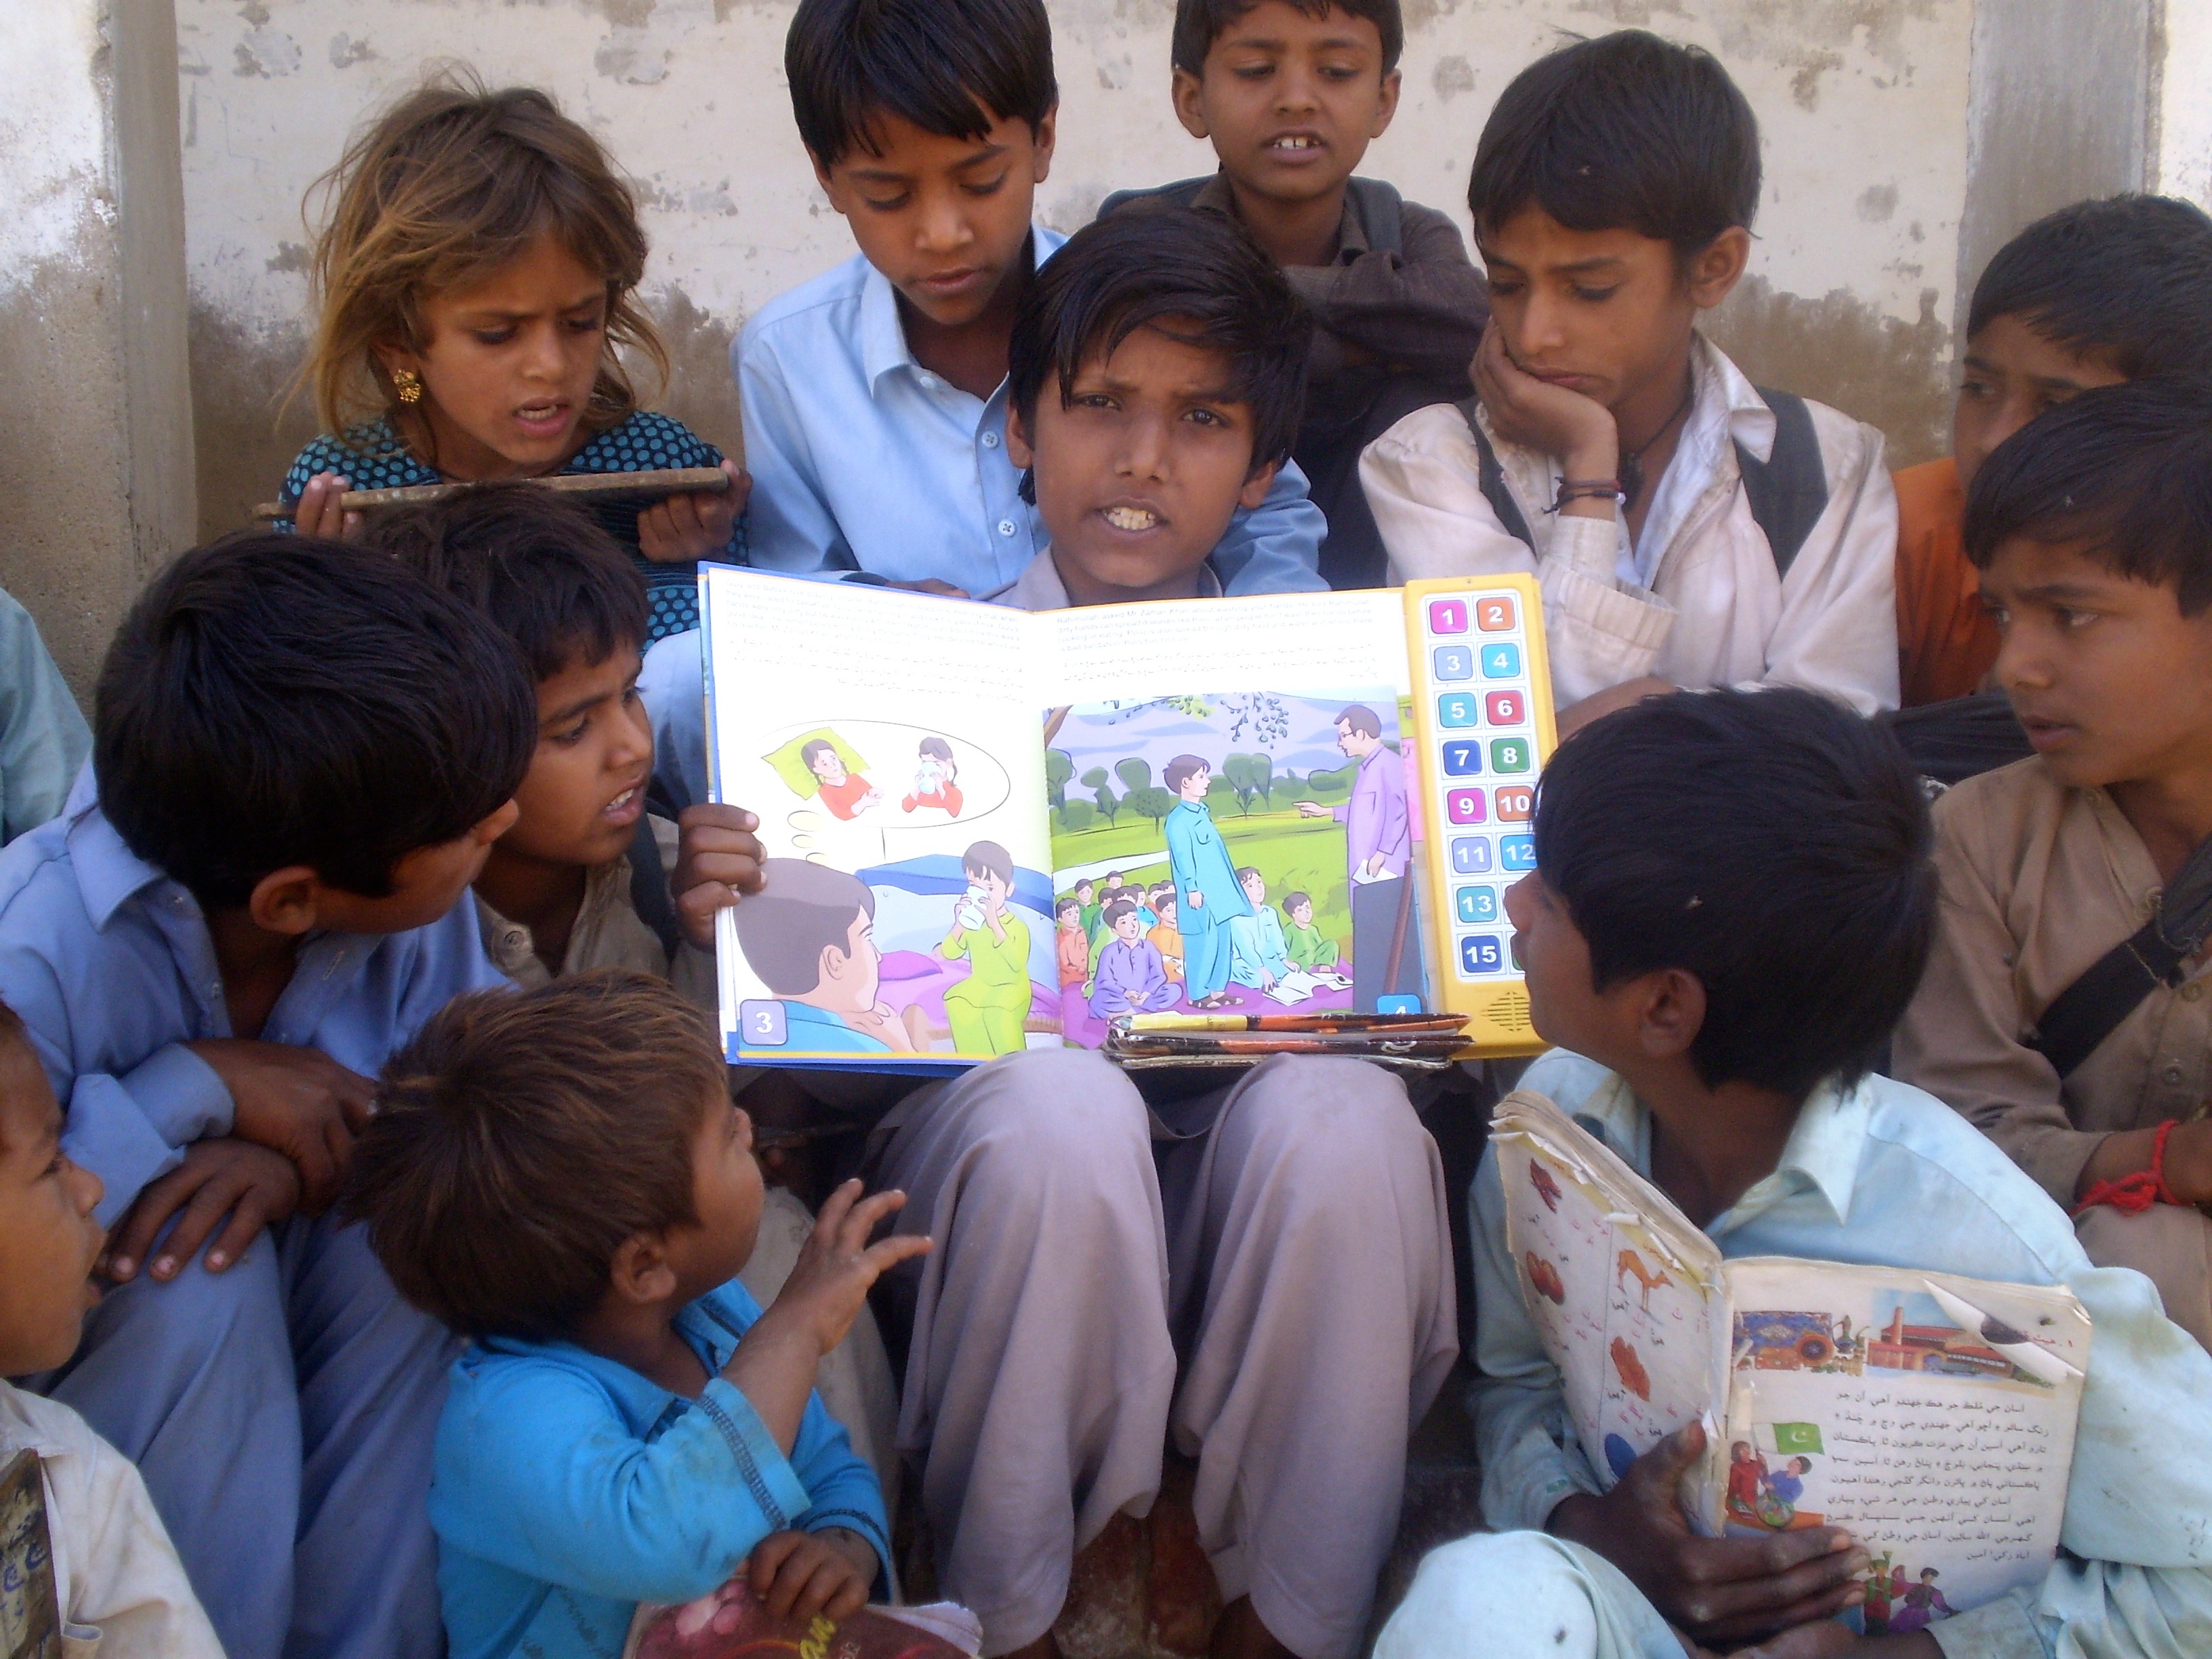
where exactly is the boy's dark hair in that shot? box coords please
[962,840,1015,884]
[1967,195,2212,378]
[1284,890,1311,912]
[1468,30,1759,258]
[1171,0,1403,75]
[1103,898,1138,926]
[1009,211,1312,487]
[1076,878,1095,894]
[371,484,648,681]
[95,534,534,908]
[1056,897,1081,919]
[1162,754,1212,794]
[348,972,726,1343]
[1963,377,2212,615]
[1236,865,1262,884]
[785,0,1056,167]
[1532,687,1934,1098]
[735,859,873,996]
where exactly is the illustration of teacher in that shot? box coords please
[1163,755,1252,1010]
[1300,705,1416,1009]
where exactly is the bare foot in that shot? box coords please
[1209,1597,1293,1659]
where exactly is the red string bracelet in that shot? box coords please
[2071,1119,2182,1218]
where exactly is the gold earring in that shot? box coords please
[392,367,423,406]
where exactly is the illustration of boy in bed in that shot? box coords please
[801,737,882,819]
[734,857,920,1052]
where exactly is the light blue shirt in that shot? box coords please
[1229,905,1290,987]
[736,226,1328,594]
[1472,1050,2212,1659]
[0,588,88,845]
[431,1281,889,1659]
[0,767,510,1225]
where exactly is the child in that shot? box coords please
[904,736,965,815]
[1893,380,2212,1351]
[676,207,1456,1659]
[280,74,745,644]
[346,973,922,1659]
[0,999,223,1657]
[1227,867,1292,991]
[801,741,882,820]
[372,485,676,988]
[1377,687,2212,1659]
[1103,0,1487,587]
[1075,876,1101,936]
[1280,890,1338,969]
[1162,756,1255,1010]
[1360,31,1898,735]
[1054,897,1089,993]
[1147,890,1187,982]
[1894,194,2212,706]
[1088,898,1180,1019]
[737,0,1324,600]
[940,840,1033,1054]
[1,533,535,1658]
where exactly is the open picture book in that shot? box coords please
[1489,1090,2091,1636]
[695,565,1558,1069]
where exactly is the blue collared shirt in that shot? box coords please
[1472,1050,2212,1659]
[0,768,510,1225]
[431,1281,889,1659]
[736,226,1328,594]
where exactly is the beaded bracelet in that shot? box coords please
[2071,1118,2182,1217]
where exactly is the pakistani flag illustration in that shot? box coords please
[1755,1422,1824,1456]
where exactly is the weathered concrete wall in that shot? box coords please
[2154,0,2212,207]
[178,0,1980,539]
[1,1,197,700]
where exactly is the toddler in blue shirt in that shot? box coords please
[346,971,927,1659]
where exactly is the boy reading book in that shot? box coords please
[346,973,918,1659]
[674,207,1454,1659]
[1895,195,2212,707]
[1101,0,1487,588]
[1397,687,2212,1659]
[1360,31,1898,735]
[3,535,534,1658]
[1894,380,2212,1353]
[0,998,222,1657]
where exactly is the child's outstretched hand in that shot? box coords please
[1548,1422,1868,1649]
[675,804,768,951]
[769,1181,931,1357]
[639,459,750,564]
[745,1528,878,1622]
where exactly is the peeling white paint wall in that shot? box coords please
[2154,0,2212,207]
[0,0,196,697]
[177,0,1979,533]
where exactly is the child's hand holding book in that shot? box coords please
[1547,1422,1869,1651]
[674,804,768,951]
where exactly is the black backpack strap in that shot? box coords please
[1455,398,1537,551]
[1097,178,1210,220]
[1736,388,1829,579]
[627,813,684,962]
[2030,834,2212,1078]
[1345,178,1406,258]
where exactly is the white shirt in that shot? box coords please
[0,1382,224,1657]
[1358,335,1900,714]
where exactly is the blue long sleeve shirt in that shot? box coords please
[0,768,510,1225]
[735,226,1328,596]
[430,1281,890,1659]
